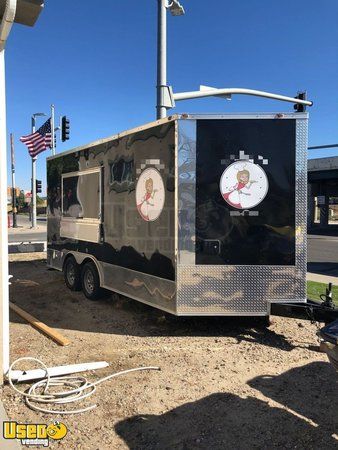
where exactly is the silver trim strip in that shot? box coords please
[179,112,308,120]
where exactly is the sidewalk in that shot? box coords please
[8,226,46,235]
[307,272,338,285]
[308,234,338,240]
[8,215,46,235]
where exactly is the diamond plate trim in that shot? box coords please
[177,264,305,314]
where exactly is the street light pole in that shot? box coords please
[156,0,185,120]
[156,0,167,120]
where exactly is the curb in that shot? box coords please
[8,241,47,254]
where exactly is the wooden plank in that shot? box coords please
[9,302,70,346]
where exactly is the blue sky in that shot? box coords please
[5,0,338,193]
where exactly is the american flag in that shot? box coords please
[20,118,52,157]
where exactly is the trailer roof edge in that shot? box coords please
[47,112,308,161]
[47,114,180,161]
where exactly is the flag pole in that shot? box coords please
[31,115,37,229]
[51,104,55,156]
[28,112,47,228]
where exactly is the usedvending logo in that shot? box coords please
[220,160,269,210]
[136,167,165,222]
[3,420,68,447]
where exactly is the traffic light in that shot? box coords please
[294,92,306,113]
[36,179,42,194]
[54,133,57,148]
[61,116,70,142]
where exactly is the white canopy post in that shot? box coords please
[0,0,44,384]
[0,0,17,385]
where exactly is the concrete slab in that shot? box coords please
[0,402,21,450]
[8,242,46,254]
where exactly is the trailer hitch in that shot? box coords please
[320,282,335,309]
[271,283,338,325]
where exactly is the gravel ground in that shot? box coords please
[1,253,338,449]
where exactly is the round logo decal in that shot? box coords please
[136,168,165,221]
[220,161,269,210]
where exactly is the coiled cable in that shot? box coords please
[8,357,160,415]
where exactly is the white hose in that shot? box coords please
[8,357,160,415]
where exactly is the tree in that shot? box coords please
[36,195,44,205]
[16,191,26,211]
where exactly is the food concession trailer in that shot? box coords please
[47,111,314,317]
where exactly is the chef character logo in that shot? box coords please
[136,167,165,221]
[220,161,268,209]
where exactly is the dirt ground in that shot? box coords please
[1,253,338,449]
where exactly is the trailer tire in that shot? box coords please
[64,256,82,291]
[81,261,104,301]
[254,316,271,328]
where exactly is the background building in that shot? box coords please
[308,156,338,233]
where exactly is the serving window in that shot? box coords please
[62,170,101,221]
[60,169,101,243]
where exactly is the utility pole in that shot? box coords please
[10,133,17,228]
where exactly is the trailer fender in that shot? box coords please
[62,252,104,287]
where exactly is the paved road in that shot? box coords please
[8,215,46,243]
[307,234,338,277]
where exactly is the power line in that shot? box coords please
[308,144,338,150]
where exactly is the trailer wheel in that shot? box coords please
[64,256,81,291]
[81,261,104,301]
[254,316,271,328]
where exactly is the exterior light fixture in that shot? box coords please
[167,0,185,16]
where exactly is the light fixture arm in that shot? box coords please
[167,85,313,108]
